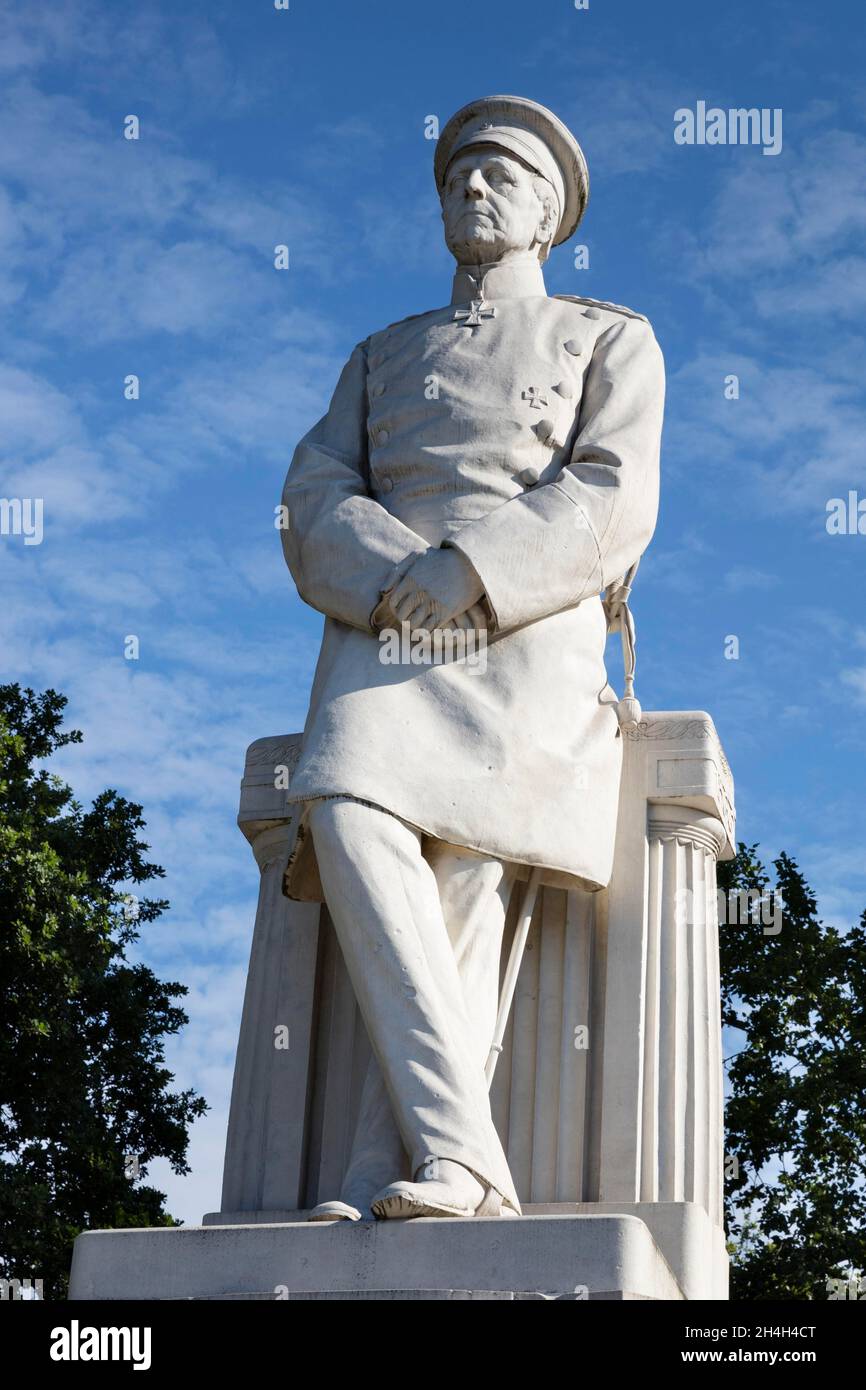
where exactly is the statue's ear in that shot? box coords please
[535,189,558,252]
[536,207,556,261]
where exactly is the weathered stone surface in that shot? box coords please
[69,1214,683,1302]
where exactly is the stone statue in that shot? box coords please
[279,95,665,1223]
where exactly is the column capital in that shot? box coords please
[624,711,736,860]
[647,803,727,858]
[238,732,302,844]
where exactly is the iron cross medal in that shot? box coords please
[454,298,497,330]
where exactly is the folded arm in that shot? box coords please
[280,341,429,632]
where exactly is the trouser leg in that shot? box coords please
[308,795,520,1213]
[339,838,517,1211]
[426,839,518,1070]
[338,1053,410,1212]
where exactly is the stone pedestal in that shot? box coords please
[70,1213,683,1301]
[69,711,734,1302]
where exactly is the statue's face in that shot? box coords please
[440,145,553,265]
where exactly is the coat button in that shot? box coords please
[372,382,386,397]
[554,380,574,398]
[379,475,394,493]
[377,427,390,445]
[583,306,602,319]
[535,417,556,443]
[564,339,582,355]
[519,466,539,486]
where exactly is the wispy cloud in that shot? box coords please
[723,566,782,593]
[664,352,866,515]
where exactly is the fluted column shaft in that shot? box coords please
[642,806,725,1225]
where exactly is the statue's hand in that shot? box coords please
[383,547,485,632]
[445,603,489,633]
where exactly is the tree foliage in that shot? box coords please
[719,844,866,1300]
[0,685,207,1299]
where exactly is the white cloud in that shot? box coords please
[723,566,782,593]
[675,126,866,297]
[39,239,270,343]
[0,2,246,117]
[0,362,82,453]
[0,72,347,346]
[664,351,866,514]
[840,666,866,704]
[139,957,250,1225]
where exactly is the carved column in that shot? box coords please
[219,736,320,1216]
[596,712,734,1230]
[642,804,726,1226]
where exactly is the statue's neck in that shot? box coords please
[450,251,548,305]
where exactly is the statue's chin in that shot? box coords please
[447,227,506,266]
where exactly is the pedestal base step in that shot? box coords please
[187,1289,580,1300]
[69,1214,684,1302]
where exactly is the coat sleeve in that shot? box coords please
[447,315,665,635]
[280,340,430,632]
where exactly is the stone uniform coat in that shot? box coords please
[280,266,664,895]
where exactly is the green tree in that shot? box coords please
[719,844,866,1300]
[0,684,207,1299]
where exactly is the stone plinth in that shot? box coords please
[69,1214,683,1302]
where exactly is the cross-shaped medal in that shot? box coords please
[522,386,549,409]
[454,298,497,330]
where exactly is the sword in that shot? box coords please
[485,866,543,1087]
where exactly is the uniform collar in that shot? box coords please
[450,252,547,305]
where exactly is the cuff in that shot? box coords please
[448,483,603,634]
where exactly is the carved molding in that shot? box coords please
[627,713,736,857]
[244,734,303,782]
[624,716,715,744]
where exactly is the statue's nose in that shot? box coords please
[465,170,486,198]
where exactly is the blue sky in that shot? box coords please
[1,0,865,1223]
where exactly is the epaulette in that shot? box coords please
[368,306,439,343]
[553,294,650,324]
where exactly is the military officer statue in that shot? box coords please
[280,95,665,1222]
